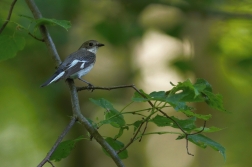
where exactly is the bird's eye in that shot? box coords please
[89,43,94,46]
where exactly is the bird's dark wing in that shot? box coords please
[59,49,96,79]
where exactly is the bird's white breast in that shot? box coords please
[70,64,94,79]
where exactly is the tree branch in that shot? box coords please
[67,79,125,167]
[25,0,61,66]
[37,116,77,167]
[0,0,18,34]
[78,84,207,156]
[25,0,125,167]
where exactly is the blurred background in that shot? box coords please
[1,0,252,167]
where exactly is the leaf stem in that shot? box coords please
[0,0,18,34]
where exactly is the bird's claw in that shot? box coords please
[87,84,94,92]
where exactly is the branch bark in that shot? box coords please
[0,0,18,34]
[25,0,125,167]
[37,117,77,167]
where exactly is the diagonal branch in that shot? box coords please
[37,117,77,167]
[0,0,18,34]
[25,0,125,167]
[67,79,125,167]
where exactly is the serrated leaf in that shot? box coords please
[50,136,84,162]
[150,115,196,131]
[103,137,128,159]
[181,110,212,120]
[203,90,227,112]
[194,78,213,92]
[35,18,71,31]
[90,98,125,128]
[168,79,204,102]
[0,35,25,61]
[187,134,226,160]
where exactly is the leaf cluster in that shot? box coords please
[52,79,227,161]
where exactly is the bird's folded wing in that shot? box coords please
[59,49,96,79]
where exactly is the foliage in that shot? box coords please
[0,0,236,166]
[44,79,227,162]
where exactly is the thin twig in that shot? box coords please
[46,160,55,167]
[79,84,208,156]
[28,32,44,42]
[139,121,148,142]
[77,84,134,92]
[190,121,206,135]
[0,0,18,34]
[117,121,145,154]
[37,117,77,167]
[185,134,194,156]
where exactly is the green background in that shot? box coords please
[0,0,251,166]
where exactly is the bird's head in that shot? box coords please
[79,40,104,54]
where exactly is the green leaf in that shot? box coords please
[131,90,150,102]
[194,78,213,92]
[182,110,212,120]
[193,126,223,133]
[20,15,71,31]
[187,134,226,160]
[203,90,227,112]
[90,98,125,128]
[168,79,204,102]
[114,126,128,139]
[150,115,196,131]
[103,137,128,159]
[35,18,71,31]
[105,109,126,128]
[0,35,25,61]
[50,136,84,161]
[133,120,143,132]
[90,98,114,110]
[87,118,98,129]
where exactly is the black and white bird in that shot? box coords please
[40,40,104,87]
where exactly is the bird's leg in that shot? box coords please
[78,78,94,91]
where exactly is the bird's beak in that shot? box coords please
[97,43,105,47]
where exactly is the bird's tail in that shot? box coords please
[40,70,65,87]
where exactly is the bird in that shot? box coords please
[40,40,104,87]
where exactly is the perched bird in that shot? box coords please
[40,40,104,87]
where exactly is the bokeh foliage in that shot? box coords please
[1,0,252,167]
